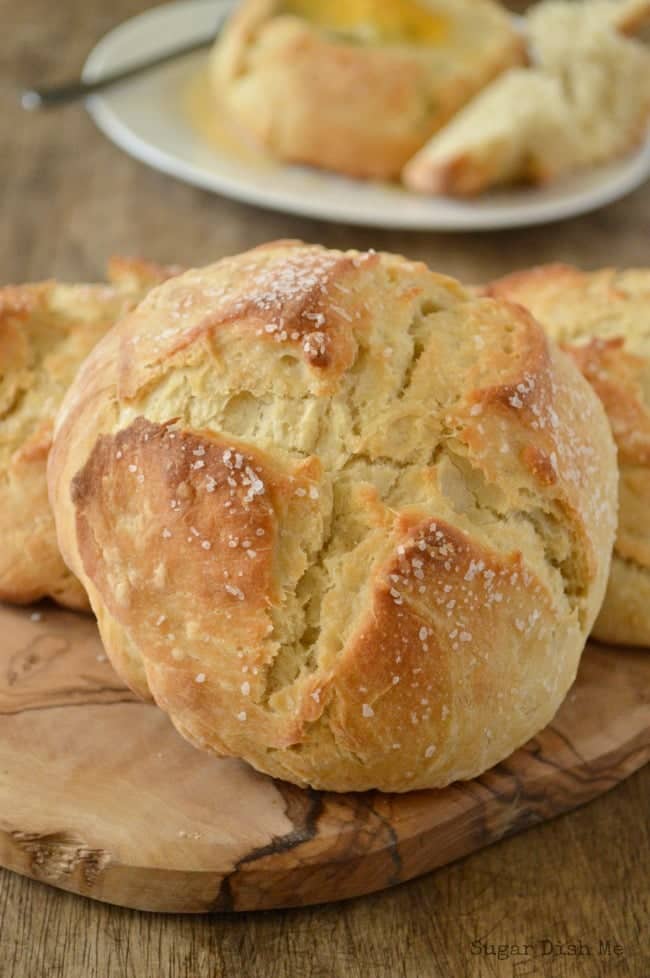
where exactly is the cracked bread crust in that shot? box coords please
[487,264,650,646]
[0,258,181,610]
[49,242,616,791]
[209,0,524,180]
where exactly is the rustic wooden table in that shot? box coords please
[1,1,649,976]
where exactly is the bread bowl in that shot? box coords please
[209,0,524,179]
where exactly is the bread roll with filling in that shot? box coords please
[210,0,524,179]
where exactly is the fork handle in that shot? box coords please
[21,34,214,110]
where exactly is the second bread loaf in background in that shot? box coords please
[0,259,180,610]
[488,264,650,647]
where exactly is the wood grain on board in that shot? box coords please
[0,602,648,913]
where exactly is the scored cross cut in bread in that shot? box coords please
[486,263,650,647]
[49,242,617,791]
[0,258,181,610]
[209,0,524,180]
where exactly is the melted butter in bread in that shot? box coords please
[280,0,449,45]
[185,69,275,168]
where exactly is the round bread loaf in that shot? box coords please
[487,264,650,647]
[0,258,179,610]
[209,0,524,179]
[49,243,616,792]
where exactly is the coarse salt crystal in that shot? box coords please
[225,584,245,600]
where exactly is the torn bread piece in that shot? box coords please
[403,1,650,196]
[402,69,576,195]
[529,0,650,39]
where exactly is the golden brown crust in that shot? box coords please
[487,263,650,646]
[615,0,650,33]
[49,243,616,790]
[566,338,650,467]
[210,0,524,179]
[405,150,485,198]
[0,259,180,610]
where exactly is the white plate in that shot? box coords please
[83,0,650,231]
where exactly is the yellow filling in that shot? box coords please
[280,0,449,44]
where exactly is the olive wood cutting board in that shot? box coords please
[0,602,648,913]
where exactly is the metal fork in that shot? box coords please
[21,18,224,110]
